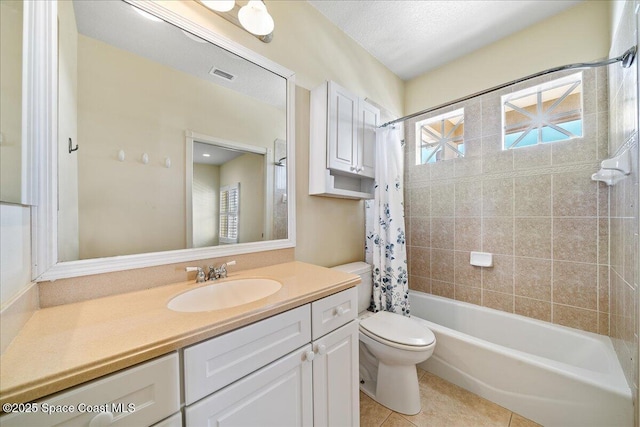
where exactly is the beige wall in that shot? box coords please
[405,1,611,115]
[193,163,220,248]
[220,153,265,243]
[0,0,23,203]
[57,0,79,262]
[75,35,284,259]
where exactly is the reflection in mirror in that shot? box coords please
[188,134,285,249]
[57,0,288,262]
[0,0,24,203]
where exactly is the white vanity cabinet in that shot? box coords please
[0,353,181,427]
[183,288,359,427]
[310,80,379,199]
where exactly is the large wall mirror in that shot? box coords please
[35,0,295,280]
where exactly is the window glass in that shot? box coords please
[503,72,583,149]
[415,108,464,164]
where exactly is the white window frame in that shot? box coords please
[415,108,464,165]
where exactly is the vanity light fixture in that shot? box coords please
[198,0,274,43]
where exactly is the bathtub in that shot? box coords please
[409,291,633,427]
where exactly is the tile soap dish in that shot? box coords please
[592,148,631,186]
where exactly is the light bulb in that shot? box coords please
[238,1,274,36]
[201,0,235,12]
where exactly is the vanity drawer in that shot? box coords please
[311,287,357,340]
[0,353,180,427]
[183,304,311,405]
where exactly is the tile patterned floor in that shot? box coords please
[360,369,542,427]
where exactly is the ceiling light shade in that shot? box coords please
[201,1,235,12]
[238,1,274,36]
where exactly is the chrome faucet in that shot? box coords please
[208,260,237,280]
[185,266,206,283]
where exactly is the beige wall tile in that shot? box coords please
[431,183,455,217]
[431,249,454,283]
[409,186,430,217]
[483,289,514,313]
[514,257,552,301]
[514,175,551,217]
[409,246,430,278]
[552,172,598,217]
[410,217,430,247]
[483,217,514,255]
[552,261,598,310]
[454,251,481,287]
[409,275,430,293]
[553,218,598,263]
[431,280,454,299]
[455,180,483,217]
[598,265,609,313]
[482,179,514,217]
[514,217,552,258]
[431,218,454,249]
[483,255,514,294]
[514,297,551,322]
[513,144,552,171]
[455,284,481,305]
[454,218,481,252]
[553,304,598,333]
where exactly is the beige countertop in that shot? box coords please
[0,261,359,406]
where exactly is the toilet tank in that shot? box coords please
[331,262,372,313]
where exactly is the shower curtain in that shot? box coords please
[365,126,410,316]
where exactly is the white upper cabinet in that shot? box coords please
[310,80,379,199]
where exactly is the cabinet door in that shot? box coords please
[327,81,358,174]
[358,101,379,179]
[313,320,360,427]
[185,345,313,427]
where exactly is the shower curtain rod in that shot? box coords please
[380,45,638,128]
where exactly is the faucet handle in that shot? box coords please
[216,260,236,279]
[185,267,206,283]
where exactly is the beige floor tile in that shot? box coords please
[509,413,543,427]
[360,391,392,427]
[381,413,418,427]
[401,371,512,427]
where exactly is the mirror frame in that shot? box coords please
[32,0,296,281]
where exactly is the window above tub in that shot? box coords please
[502,72,583,150]
[415,108,465,164]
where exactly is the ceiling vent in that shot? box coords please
[209,67,236,81]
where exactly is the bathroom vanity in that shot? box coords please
[0,262,360,426]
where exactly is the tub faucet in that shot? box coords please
[208,260,237,280]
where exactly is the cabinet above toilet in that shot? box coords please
[309,80,379,199]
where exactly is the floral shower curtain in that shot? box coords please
[365,126,410,316]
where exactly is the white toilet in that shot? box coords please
[332,262,436,415]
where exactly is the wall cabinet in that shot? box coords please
[310,81,379,199]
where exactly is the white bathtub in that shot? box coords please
[409,291,633,427]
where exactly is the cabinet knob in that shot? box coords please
[350,165,357,171]
[89,411,114,427]
[356,166,364,173]
[305,350,315,362]
[316,344,327,355]
[335,306,345,316]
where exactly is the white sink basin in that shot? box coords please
[168,278,282,313]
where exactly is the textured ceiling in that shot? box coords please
[307,0,582,80]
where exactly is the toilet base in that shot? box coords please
[377,362,421,415]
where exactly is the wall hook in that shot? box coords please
[68,138,79,153]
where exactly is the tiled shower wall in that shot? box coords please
[609,0,639,409]
[404,66,610,334]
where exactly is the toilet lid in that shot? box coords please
[359,311,435,347]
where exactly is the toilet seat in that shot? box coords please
[359,311,435,351]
